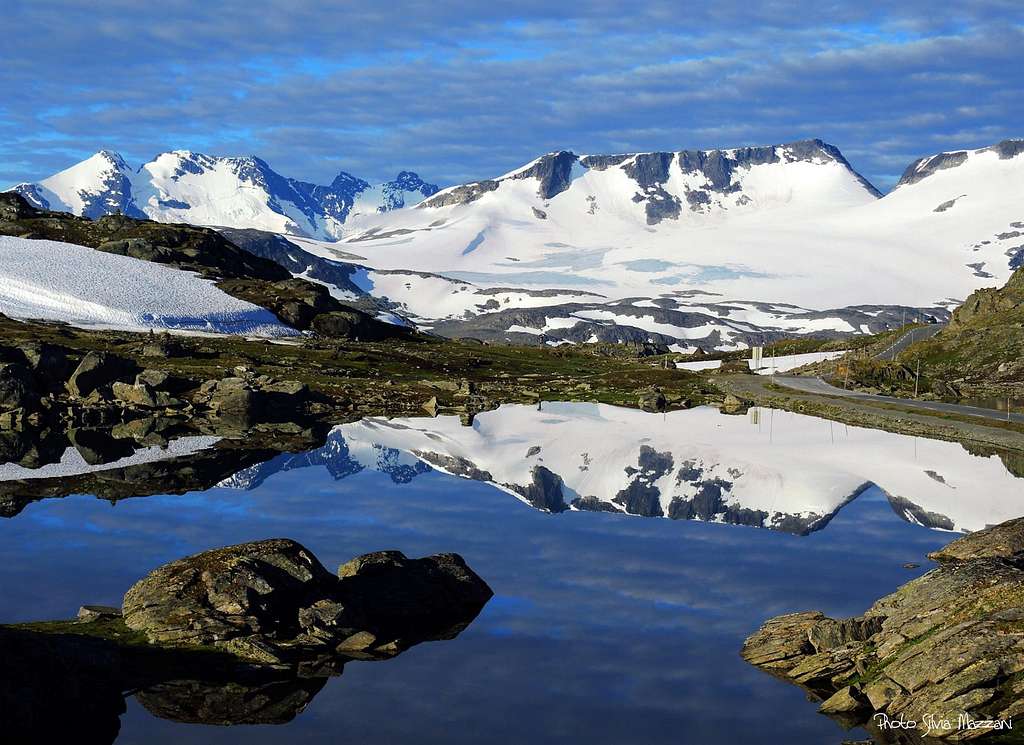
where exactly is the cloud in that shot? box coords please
[1,2,1022,191]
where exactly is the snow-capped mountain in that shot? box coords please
[12,150,146,220]
[306,138,1024,329]
[218,403,1024,535]
[9,137,1022,350]
[9,150,439,240]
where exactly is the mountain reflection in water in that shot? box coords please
[0,403,1021,744]
[222,403,1024,536]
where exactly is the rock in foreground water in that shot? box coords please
[122,538,492,663]
[741,517,1024,742]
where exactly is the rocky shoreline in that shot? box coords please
[741,517,1024,742]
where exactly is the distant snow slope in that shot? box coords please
[9,150,438,240]
[0,235,296,335]
[220,402,1024,535]
[331,139,1024,314]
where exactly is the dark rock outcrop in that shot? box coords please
[506,465,567,512]
[507,151,578,199]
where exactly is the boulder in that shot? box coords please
[77,605,122,622]
[638,387,667,412]
[336,550,493,641]
[263,380,310,417]
[66,352,137,398]
[818,685,868,715]
[0,362,37,411]
[310,310,394,341]
[122,538,338,646]
[206,378,262,420]
[111,381,159,408]
[720,394,752,414]
[136,369,171,390]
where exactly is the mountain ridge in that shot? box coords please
[9,150,439,240]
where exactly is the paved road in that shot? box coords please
[875,323,945,361]
[774,375,1024,424]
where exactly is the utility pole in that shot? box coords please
[914,359,921,398]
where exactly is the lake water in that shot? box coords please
[1,403,1022,744]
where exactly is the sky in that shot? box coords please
[2,1,1022,192]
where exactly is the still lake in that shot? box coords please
[1,403,1021,744]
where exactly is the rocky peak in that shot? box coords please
[388,171,439,197]
[506,151,579,199]
[895,138,1024,189]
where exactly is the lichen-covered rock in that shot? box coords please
[741,517,1024,740]
[122,538,338,646]
[927,515,1024,563]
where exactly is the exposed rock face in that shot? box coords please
[984,139,1024,160]
[741,517,1024,741]
[122,539,492,663]
[419,180,500,208]
[507,151,578,199]
[310,310,395,341]
[507,465,567,512]
[897,150,970,187]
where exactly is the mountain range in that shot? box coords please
[9,150,438,240]
[6,138,1022,349]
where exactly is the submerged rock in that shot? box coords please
[741,517,1024,741]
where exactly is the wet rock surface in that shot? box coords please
[741,517,1024,742]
